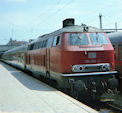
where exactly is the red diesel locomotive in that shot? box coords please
[2,19,118,100]
[108,32,122,93]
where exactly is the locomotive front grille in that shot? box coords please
[72,63,111,73]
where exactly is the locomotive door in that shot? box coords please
[46,48,50,77]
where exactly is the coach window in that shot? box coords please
[38,41,43,48]
[41,41,44,48]
[119,44,122,60]
[53,36,61,47]
[33,43,37,50]
[36,42,39,49]
[43,40,48,48]
[27,45,30,50]
[42,40,46,48]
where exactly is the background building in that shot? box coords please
[7,38,27,46]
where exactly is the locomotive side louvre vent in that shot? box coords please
[63,18,75,27]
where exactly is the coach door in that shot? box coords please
[46,37,53,78]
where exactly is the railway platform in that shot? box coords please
[0,62,98,113]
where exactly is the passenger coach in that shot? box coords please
[108,32,122,93]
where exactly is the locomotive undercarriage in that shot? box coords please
[72,76,118,101]
[53,72,119,102]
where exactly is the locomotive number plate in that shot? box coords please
[88,52,96,58]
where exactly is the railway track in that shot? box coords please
[87,101,122,113]
[108,103,122,112]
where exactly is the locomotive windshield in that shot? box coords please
[69,33,89,45]
[89,33,109,45]
[68,33,109,46]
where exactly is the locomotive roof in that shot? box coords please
[54,25,102,33]
[38,25,103,39]
[108,32,122,43]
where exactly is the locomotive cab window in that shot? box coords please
[69,33,89,45]
[53,36,61,47]
[90,33,109,45]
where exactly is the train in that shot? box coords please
[1,18,118,101]
[108,32,122,93]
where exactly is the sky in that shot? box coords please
[0,0,122,45]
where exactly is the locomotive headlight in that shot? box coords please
[101,65,107,71]
[72,65,85,72]
[101,64,111,71]
[72,66,77,72]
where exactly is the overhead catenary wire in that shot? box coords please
[30,0,75,27]
[1,0,122,45]
[99,6,122,29]
[83,0,122,25]
[21,0,75,39]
